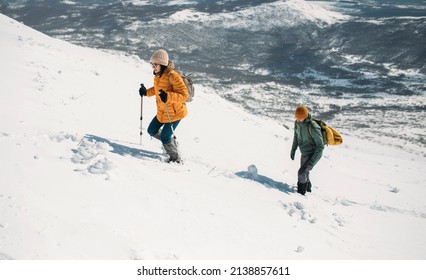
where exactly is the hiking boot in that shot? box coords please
[307,181,312,192]
[163,137,181,163]
[297,182,308,195]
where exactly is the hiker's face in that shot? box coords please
[151,63,161,74]
[296,117,306,123]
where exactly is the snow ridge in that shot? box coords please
[155,0,350,30]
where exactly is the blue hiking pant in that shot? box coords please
[147,116,180,144]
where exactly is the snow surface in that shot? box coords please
[1,13,426,260]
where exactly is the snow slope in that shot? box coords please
[0,13,426,260]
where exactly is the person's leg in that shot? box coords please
[297,155,310,195]
[297,155,310,184]
[160,120,181,162]
[160,120,180,144]
[147,116,163,140]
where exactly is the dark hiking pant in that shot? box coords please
[298,155,313,184]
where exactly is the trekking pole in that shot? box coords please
[139,84,144,145]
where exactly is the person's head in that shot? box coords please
[150,49,169,75]
[294,105,309,123]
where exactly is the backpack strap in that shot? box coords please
[308,121,314,138]
[308,119,321,139]
[168,71,174,90]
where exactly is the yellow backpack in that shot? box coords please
[309,119,343,146]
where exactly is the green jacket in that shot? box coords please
[291,114,324,166]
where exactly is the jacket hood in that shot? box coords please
[165,61,175,73]
[156,61,175,77]
[304,113,313,122]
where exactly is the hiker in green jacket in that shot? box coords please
[290,105,324,195]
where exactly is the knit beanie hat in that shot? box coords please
[150,49,169,66]
[295,105,309,119]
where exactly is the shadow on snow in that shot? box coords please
[84,135,293,194]
[235,170,295,195]
[85,134,161,160]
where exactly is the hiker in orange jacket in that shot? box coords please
[139,49,188,163]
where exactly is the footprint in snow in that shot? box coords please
[0,132,10,139]
[295,246,304,253]
[0,252,13,260]
[389,186,400,193]
[333,213,345,227]
[58,134,114,178]
[280,201,316,224]
[88,158,113,175]
[49,132,80,143]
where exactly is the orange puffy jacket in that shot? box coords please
[146,62,188,123]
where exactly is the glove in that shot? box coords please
[159,89,167,103]
[139,84,147,96]
[290,150,296,160]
